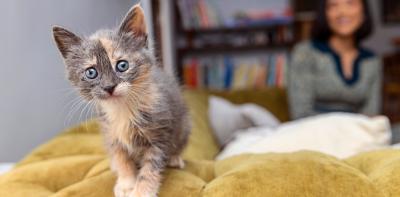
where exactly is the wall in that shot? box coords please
[364,0,400,55]
[0,0,137,162]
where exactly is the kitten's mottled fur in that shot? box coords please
[52,5,190,197]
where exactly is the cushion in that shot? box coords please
[217,113,391,160]
[209,96,280,145]
[181,90,220,160]
[210,88,290,122]
[1,89,400,196]
[1,125,398,197]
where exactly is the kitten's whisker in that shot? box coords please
[64,98,83,126]
[84,100,95,132]
[51,88,81,111]
[79,100,91,123]
[64,98,85,127]
[64,101,84,127]
[62,96,83,113]
[90,100,99,120]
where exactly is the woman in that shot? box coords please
[288,0,381,119]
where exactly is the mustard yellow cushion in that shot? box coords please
[0,89,399,197]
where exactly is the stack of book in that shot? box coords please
[183,54,289,90]
[177,0,293,30]
[177,0,222,29]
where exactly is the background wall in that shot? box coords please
[0,0,138,162]
[365,0,400,55]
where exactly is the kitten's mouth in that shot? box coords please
[98,93,123,101]
[107,94,123,99]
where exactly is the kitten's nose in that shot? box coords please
[103,85,116,95]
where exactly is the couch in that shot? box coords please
[0,89,399,197]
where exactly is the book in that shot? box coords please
[223,57,234,89]
[182,53,289,90]
[183,59,191,87]
[267,55,276,86]
[177,0,292,30]
[190,58,198,88]
[255,59,268,89]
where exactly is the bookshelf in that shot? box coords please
[172,0,315,90]
[382,0,400,24]
[383,50,400,123]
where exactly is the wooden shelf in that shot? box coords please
[394,37,400,48]
[384,83,400,93]
[383,52,400,123]
[178,42,294,55]
[180,24,292,35]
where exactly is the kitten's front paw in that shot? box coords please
[114,178,136,197]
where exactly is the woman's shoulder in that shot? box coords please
[359,47,379,61]
[359,47,381,67]
[293,40,315,53]
[290,41,320,70]
[291,41,323,65]
[292,40,329,58]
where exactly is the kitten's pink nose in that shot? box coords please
[103,85,116,95]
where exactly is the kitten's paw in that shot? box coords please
[114,178,136,197]
[167,155,185,169]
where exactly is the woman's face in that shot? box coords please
[326,0,364,38]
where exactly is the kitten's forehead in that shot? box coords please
[73,29,149,70]
[72,31,113,68]
[99,38,115,59]
[86,31,122,61]
[92,40,113,69]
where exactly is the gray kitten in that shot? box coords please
[52,4,190,197]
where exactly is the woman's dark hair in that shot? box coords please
[311,0,374,45]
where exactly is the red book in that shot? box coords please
[198,0,210,28]
[275,55,283,87]
[190,59,199,88]
[183,60,191,87]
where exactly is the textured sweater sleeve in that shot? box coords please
[288,43,319,119]
[360,58,382,116]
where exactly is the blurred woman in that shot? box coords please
[288,0,380,119]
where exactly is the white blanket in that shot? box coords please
[217,113,392,160]
[0,163,14,175]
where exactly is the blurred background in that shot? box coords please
[0,0,140,162]
[0,0,399,162]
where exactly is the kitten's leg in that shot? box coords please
[111,146,137,197]
[131,147,165,197]
[167,155,185,169]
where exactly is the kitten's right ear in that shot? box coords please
[118,4,147,37]
[52,26,82,58]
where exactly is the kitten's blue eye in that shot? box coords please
[116,60,129,72]
[85,67,98,79]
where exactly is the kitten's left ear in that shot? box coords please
[119,4,147,38]
[52,26,82,59]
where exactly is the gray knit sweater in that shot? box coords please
[288,41,382,119]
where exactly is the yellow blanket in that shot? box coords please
[0,89,399,196]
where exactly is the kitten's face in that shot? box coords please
[53,5,152,101]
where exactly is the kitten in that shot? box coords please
[52,4,190,197]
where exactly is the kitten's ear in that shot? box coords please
[118,4,147,37]
[52,26,82,58]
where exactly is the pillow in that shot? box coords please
[240,103,280,128]
[217,113,392,160]
[208,96,280,146]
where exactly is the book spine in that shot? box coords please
[224,57,233,89]
[198,0,210,28]
[182,53,289,90]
